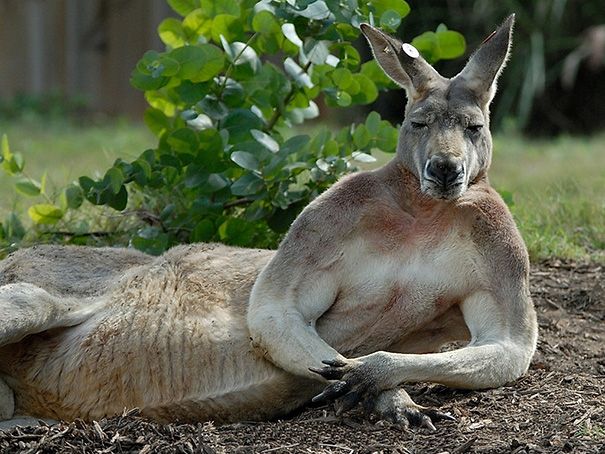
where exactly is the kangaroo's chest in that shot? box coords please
[316,224,479,356]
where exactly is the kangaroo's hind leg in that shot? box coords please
[0,283,103,420]
[0,283,104,348]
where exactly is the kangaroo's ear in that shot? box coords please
[360,23,442,97]
[455,14,515,105]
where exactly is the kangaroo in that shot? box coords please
[0,15,537,430]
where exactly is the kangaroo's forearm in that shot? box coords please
[380,340,532,390]
[249,307,344,379]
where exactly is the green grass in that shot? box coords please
[1,118,603,262]
[490,134,605,262]
[0,118,154,215]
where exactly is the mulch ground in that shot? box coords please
[1,261,603,454]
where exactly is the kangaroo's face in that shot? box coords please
[399,79,492,200]
[362,16,514,200]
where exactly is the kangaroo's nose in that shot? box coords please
[425,156,464,186]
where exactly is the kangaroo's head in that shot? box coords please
[361,15,514,200]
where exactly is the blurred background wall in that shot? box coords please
[0,0,171,117]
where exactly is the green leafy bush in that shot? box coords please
[0,0,466,255]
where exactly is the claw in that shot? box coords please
[312,380,350,403]
[322,359,348,367]
[419,414,437,431]
[424,409,456,422]
[309,366,345,380]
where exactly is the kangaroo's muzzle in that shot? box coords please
[422,156,466,200]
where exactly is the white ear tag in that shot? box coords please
[401,43,419,58]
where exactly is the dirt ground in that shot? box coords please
[1,261,603,454]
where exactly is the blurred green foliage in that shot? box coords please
[399,0,605,133]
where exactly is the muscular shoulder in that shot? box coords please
[271,170,387,269]
[458,182,529,282]
[290,171,385,238]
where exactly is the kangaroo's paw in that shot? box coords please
[365,388,455,431]
[310,353,393,405]
[0,377,15,421]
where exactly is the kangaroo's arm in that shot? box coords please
[248,261,344,380]
[313,285,537,404]
[247,176,374,380]
[383,289,536,389]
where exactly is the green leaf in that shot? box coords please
[167,128,199,157]
[170,44,225,82]
[222,109,264,143]
[200,0,240,17]
[168,0,198,16]
[350,74,378,105]
[198,95,229,120]
[175,80,209,104]
[436,23,448,33]
[370,0,410,18]
[353,125,371,148]
[1,135,24,175]
[332,68,353,90]
[15,178,41,196]
[412,27,465,63]
[252,10,280,35]
[231,173,264,196]
[183,9,211,38]
[436,30,466,59]
[103,167,125,195]
[185,169,230,193]
[40,171,48,195]
[144,108,171,137]
[251,129,279,153]
[280,135,309,155]
[130,71,169,91]
[191,219,215,242]
[28,204,64,225]
[202,174,230,193]
[361,60,396,89]
[211,15,244,43]
[158,18,187,48]
[132,158,153,185]
[145,91,177,116]
[373,121,399,153]
[231,151,260,171]
[365,111,382,135]
[217,217,256,246]
[295,1,332,20]
[380,10,401,31]
[107,185,128,211]
[61,184,84,210]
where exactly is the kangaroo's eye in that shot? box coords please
[411,122,427,130]
[467,125,483,134]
